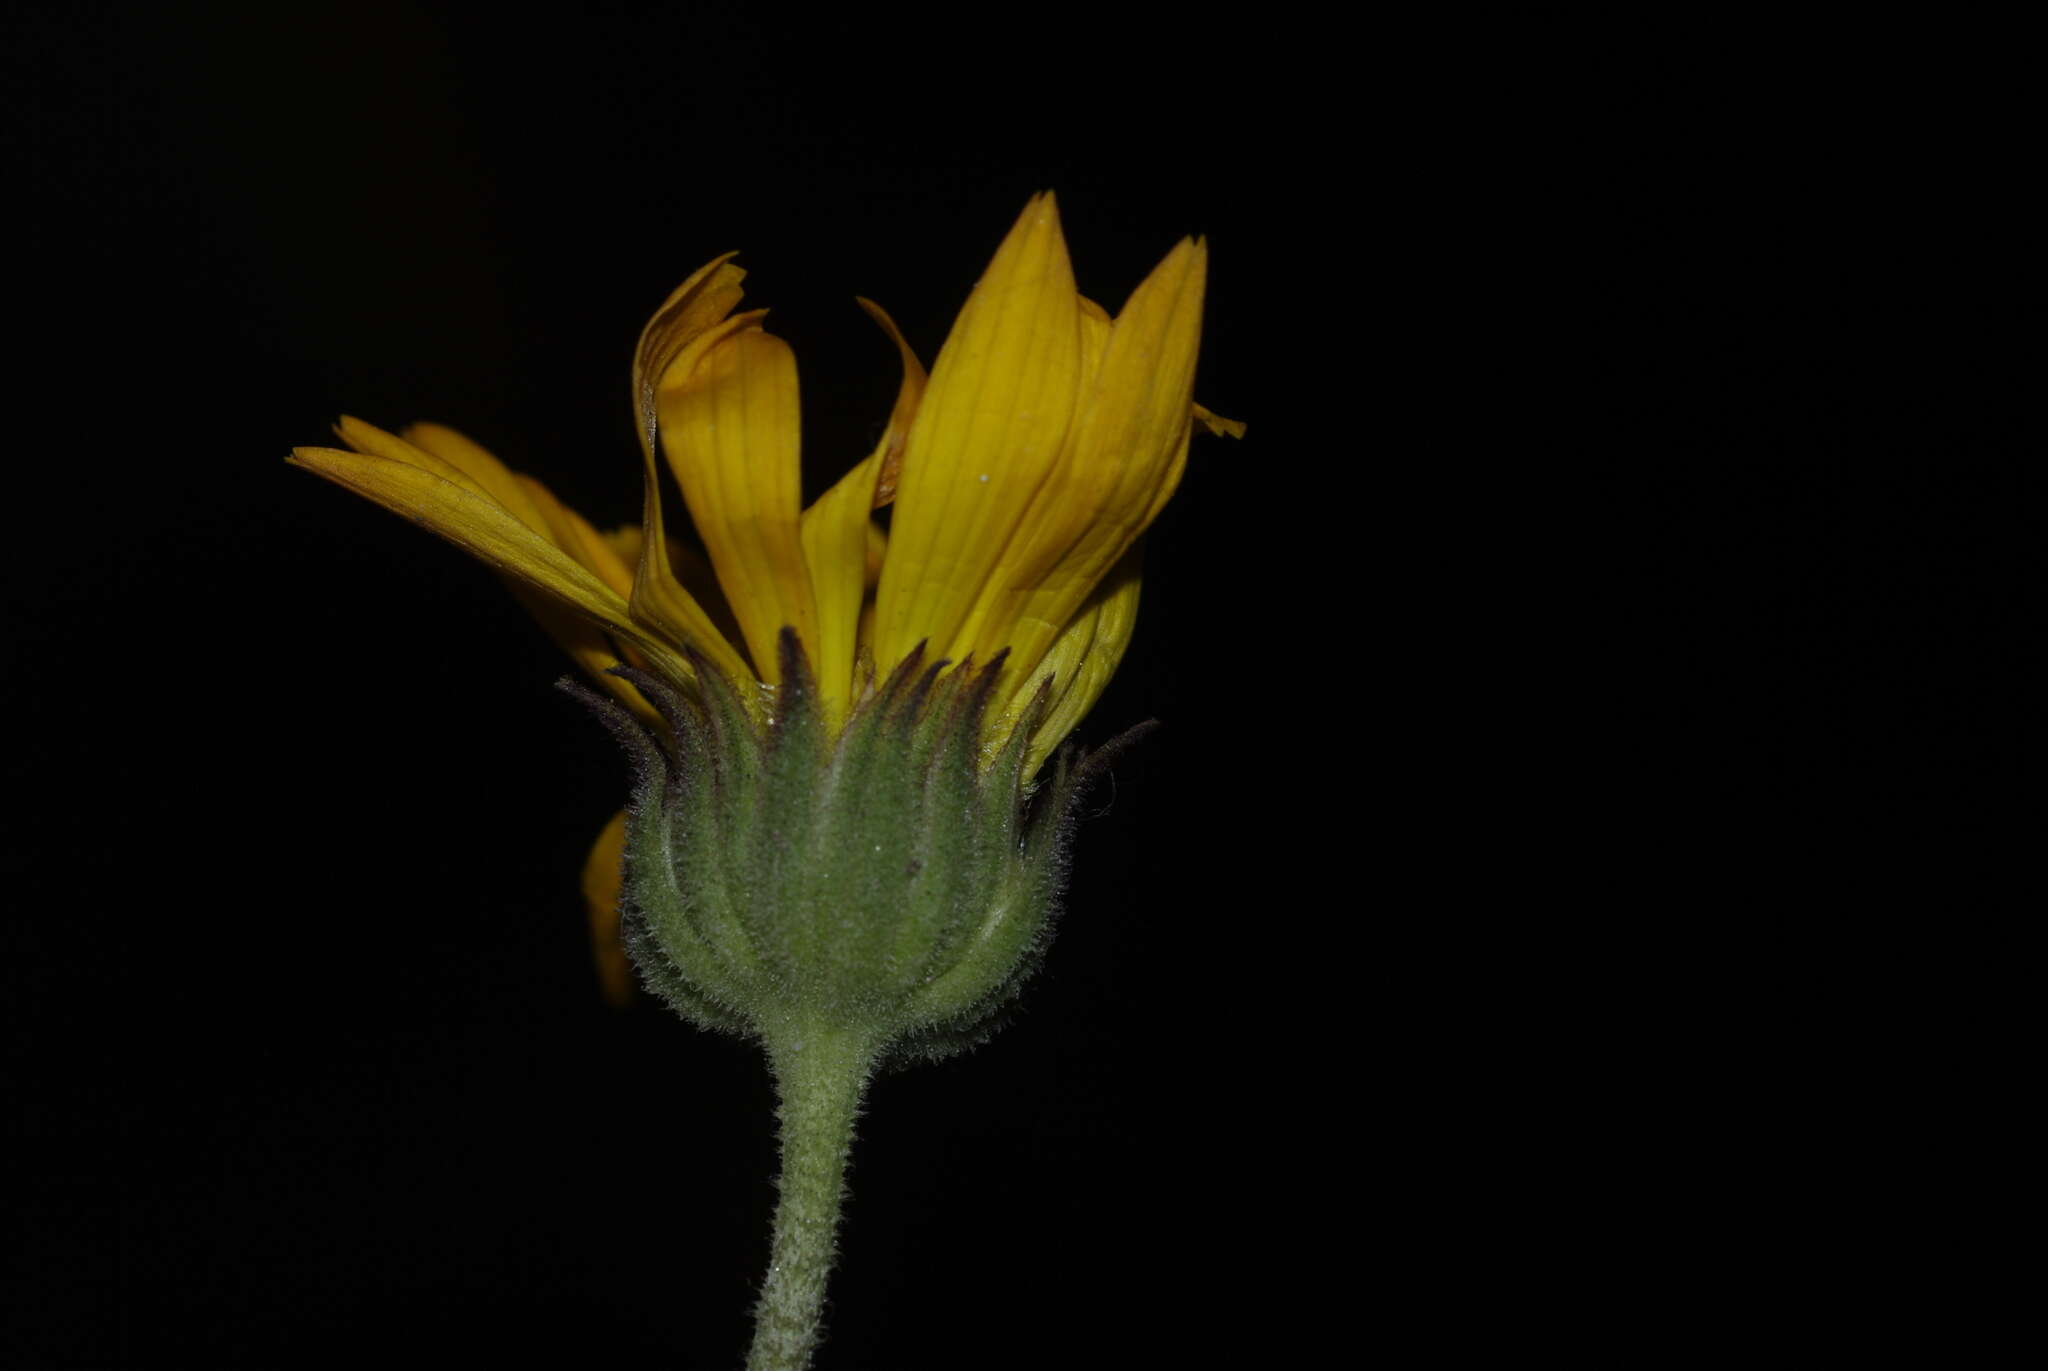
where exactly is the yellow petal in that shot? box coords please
[633,254,747,462]
[1193,402,1245,439]
[287,443,696,690]
[800,452,881,722]
[361,421,656,716]
[609,525,746,645]
[872,192,1084,673]
[658,326,818,684]
[957,237,1207,691]
[601,524,642,568]
[580,809,635,1007]
[797,298,926,720]
[499,484,658,720]
[1013,542,1144,777]
[1141,422,1196,528]
[618,264,761,691]
[855,598,878,676]
[852,296,928,508]
[399,422,555,537]
[630,312,768,692]
[394,420,635,596]
[1076,294,1114,385]
[863,520,887,586]
[334,415,495,503]
[512,474,636,598]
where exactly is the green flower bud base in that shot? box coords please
[569,635,1144,1369]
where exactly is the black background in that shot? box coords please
[8,3,2018,1366]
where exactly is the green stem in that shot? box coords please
[747,1026,876,1371]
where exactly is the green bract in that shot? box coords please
[571,634,1130,1067]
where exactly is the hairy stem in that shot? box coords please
[746,1026,876,1371]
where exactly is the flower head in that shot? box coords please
[291,193,1237,768]
[291,194,1238,1014]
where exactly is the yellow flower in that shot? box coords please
[290,193,1240,1000]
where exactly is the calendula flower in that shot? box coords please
[289,193,1238,1371]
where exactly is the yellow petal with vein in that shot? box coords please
[287,444,694,690]
[873,192,1084,673]
[1015,543,1144,777]
[399,422,554,536]
[512,474,636,597]
[958,237,1206,691]
[852,296,928,508]
[1076,294,1113,384]
[363,421,655,715]
[630,313,767,691]
[497,480,658,719]
[581,809,635,1007]
[658,326,818,683]
[634,254,747,461]
[619,264,760,690]
[396,422,632,594]
[610,526,744,643]
[797,297,926,719]
[334,415,494,503]
[800,452,881,722]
